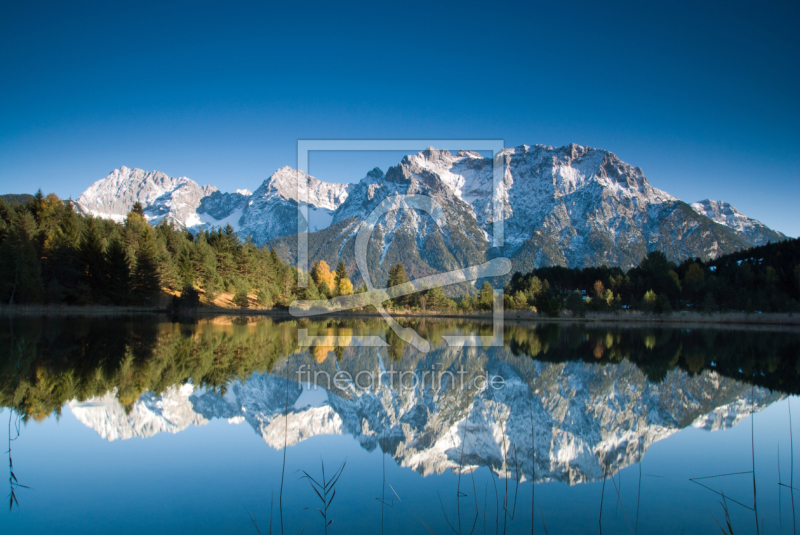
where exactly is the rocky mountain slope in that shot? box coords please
[237,166,350,244]
[68,347,782,484]
[268,145,761,285]
[691,199,787,246]
[74,166,219,226]
[73,145,787,279]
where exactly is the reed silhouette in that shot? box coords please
[299,459,346,535]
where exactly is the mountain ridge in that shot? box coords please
[69,145,788,278]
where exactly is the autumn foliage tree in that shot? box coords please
[311,260,336,298]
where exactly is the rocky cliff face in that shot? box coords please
[75,166,218,226]
[493,145,751,269]
[691,199,787,246]
[68,347,782,484]
[236,166,350,244]
[268,145,759,285]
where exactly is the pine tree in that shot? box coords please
[478,281,494,310]
[177,248,194,287]
[565,291,585,316]
[300,277,321,301]
[257,284,274,308]
[154,237,180,291]
[0,211,44,304]
[424,286,455,311]
[334,261,353,297]
[194,234,221,301]
[317,279,332,299]
[525,276,543,303]
[176,284,200,308]
[78,221,107,303]
[512,290,528,309]
[387,263,412,307]
[233,283,250,308]
[30,189,45,222]
[132,229,161,305]
[105,238,131,305]
[701,292,717,314]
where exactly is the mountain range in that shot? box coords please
[72,144,788,285]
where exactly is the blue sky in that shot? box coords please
[0,0,798,236]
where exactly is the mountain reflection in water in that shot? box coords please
[3,317,795,487]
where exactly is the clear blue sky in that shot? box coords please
[1,0,797,236]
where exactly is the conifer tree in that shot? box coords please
[233,283,250,308]
[78,220,107,303]
[333,260,353,296]
[176,284,200,308]
[256,284,274,308]
[424,286,455,310]
[0,211,43,304]
[317,279,332,299]
[177,248,194,287]
[300,277,322,301]
[153,235,180,291]
[387,263,412,307]
[478,281,494,310]
[132,229,161,304]
[131,202,145,216]
[105,238,131,305]
[193,234,221,300]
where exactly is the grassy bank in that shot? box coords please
[2,303,798,329]
[0,304,169,317]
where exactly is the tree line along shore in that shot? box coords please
[1,190,799,318]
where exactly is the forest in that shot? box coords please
[0,191,312,308]
[0,191,798,315]
[500,239,800,315]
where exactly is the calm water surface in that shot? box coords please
[2,317,800,534]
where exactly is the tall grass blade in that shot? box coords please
[750,384,759,535]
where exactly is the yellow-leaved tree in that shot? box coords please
[311,260,336,297]
[337,278,353,296]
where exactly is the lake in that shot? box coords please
[2,316,800,534]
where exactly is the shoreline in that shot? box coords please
[1,304,798,327]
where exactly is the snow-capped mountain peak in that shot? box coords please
[261,166,349,210]
[690,199,787,246]
[75,166,217,226]
[73,145,788,277]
